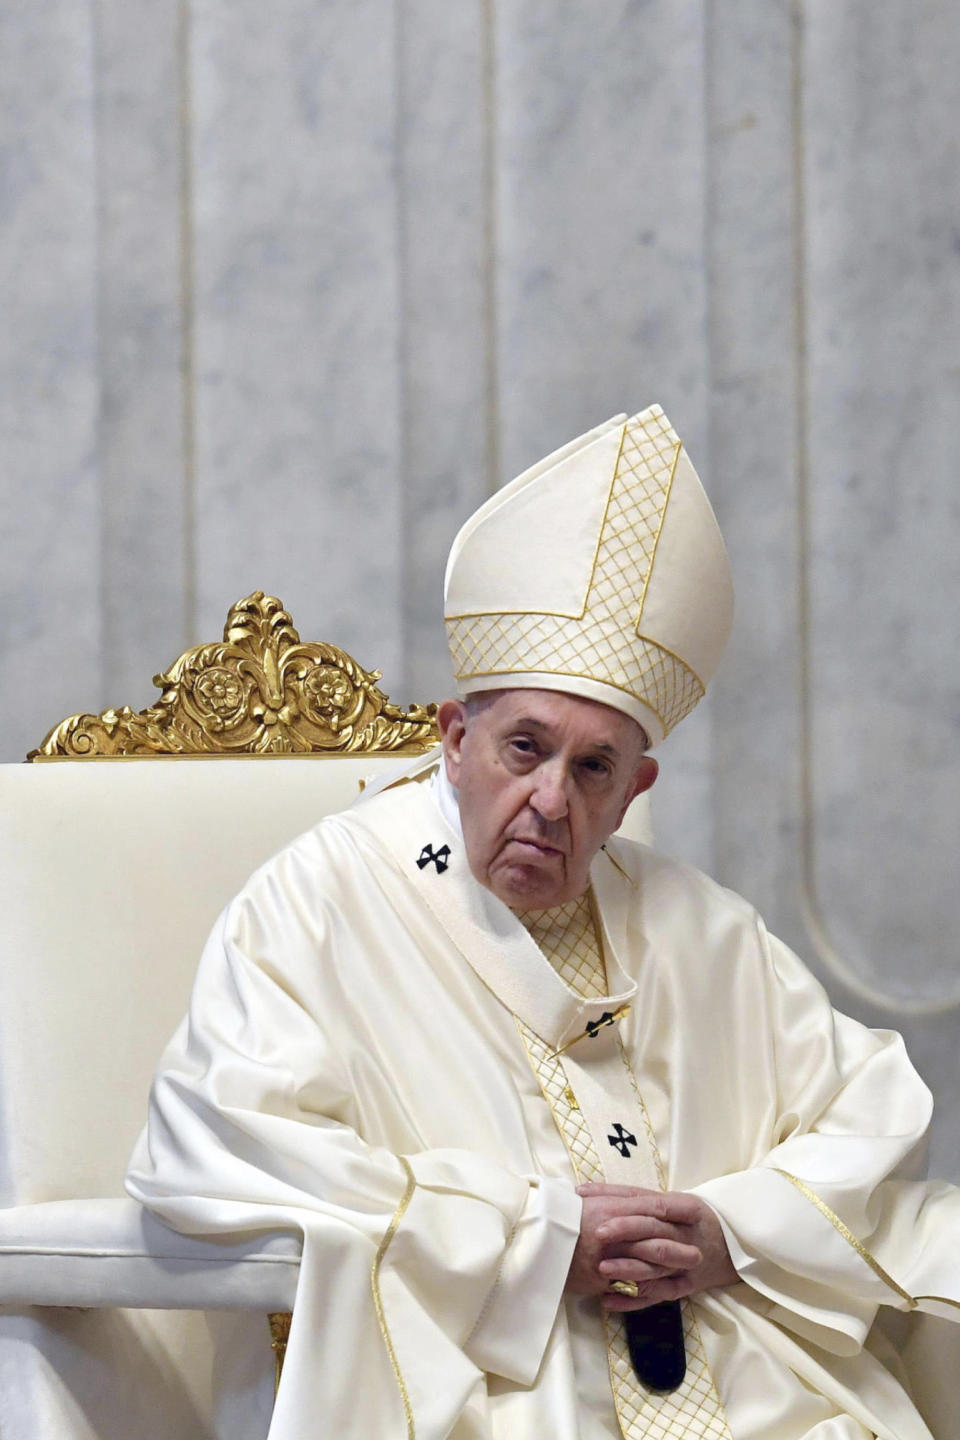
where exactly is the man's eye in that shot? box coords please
[580,758,611,777]
[510,737,536,755]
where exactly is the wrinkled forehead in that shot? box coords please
[461,686,650,754]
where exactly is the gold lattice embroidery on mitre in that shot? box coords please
[446,410,706,737]
[516,900,732,1440]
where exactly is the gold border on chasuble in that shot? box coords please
[515,893,733,1440]
[773,1169,960,1317]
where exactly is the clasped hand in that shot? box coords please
[566,1183,738,1311]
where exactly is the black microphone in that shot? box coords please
[624,1300,686,1392]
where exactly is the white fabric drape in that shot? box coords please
[127,761,960,1439]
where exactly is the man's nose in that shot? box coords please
[530,763,569,822]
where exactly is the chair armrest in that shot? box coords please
[0,1198,300,1311]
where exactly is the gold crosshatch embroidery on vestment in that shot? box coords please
[516,896,732,1440]
[515,894,607,999]
[605,1299,732,1440]
[446,409,706,736]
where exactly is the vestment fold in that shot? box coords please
[127,765,960,1439]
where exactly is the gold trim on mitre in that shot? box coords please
[444,405,732,745]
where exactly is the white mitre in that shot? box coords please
[444,404,733,747]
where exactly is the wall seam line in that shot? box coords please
[481,0,501,496]
[790,1,956,1016]
[91,0,108,703]
[177,0,197,649]
[394,0,412,698]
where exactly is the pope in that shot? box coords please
[128,405,960,1440]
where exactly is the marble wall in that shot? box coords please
[2,1,958,1175]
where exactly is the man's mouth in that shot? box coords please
[506,838,563,859]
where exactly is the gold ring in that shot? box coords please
[609,1280,639,1298]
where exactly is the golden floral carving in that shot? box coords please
[30,592,439,758]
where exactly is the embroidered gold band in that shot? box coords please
[773,1168,916,1309]
[371,1156,418,1438]
[515,905,732,1439]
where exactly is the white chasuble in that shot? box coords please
[128,762,960,1440]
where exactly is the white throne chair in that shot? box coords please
[0,593,442,1439]
[1,590,955,1438]
[0,589,658,1439]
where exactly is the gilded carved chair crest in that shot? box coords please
[26,591,439,1386]
[30,592,439,759]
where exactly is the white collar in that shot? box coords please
[430,756,463,838]
[343,775,638,1048]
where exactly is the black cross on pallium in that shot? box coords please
[416,842,451,874]
[585,1012,617,1039]
[607,1122,638,1157]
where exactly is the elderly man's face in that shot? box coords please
[437,689,658,910]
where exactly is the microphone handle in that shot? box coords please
[623,1300,686,1392]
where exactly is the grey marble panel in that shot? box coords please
[0,4,102,761]
[703,2,803,929]
[190,0,405,688]
[397,0,492,705]
[493,0,715,872]
[803,1,960,1002]
[798,2,960,1177]
[647,700,717,878]
[94,0,189,707]
[494,0,710,474]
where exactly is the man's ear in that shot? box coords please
[437,698,468,786]
[633,756,658,796]
[616,755,658,827]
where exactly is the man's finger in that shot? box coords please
[601,1273,691,1311]
[582,1196,678,1227]
[601,1238,702,1272]
[641,1191,703,1225]
[597,1215,698,1248]
[597,1258,674,1282]
[578,1185,704,1227]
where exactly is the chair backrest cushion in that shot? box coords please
[0,756,415,1203]
[0,755,653,1205]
